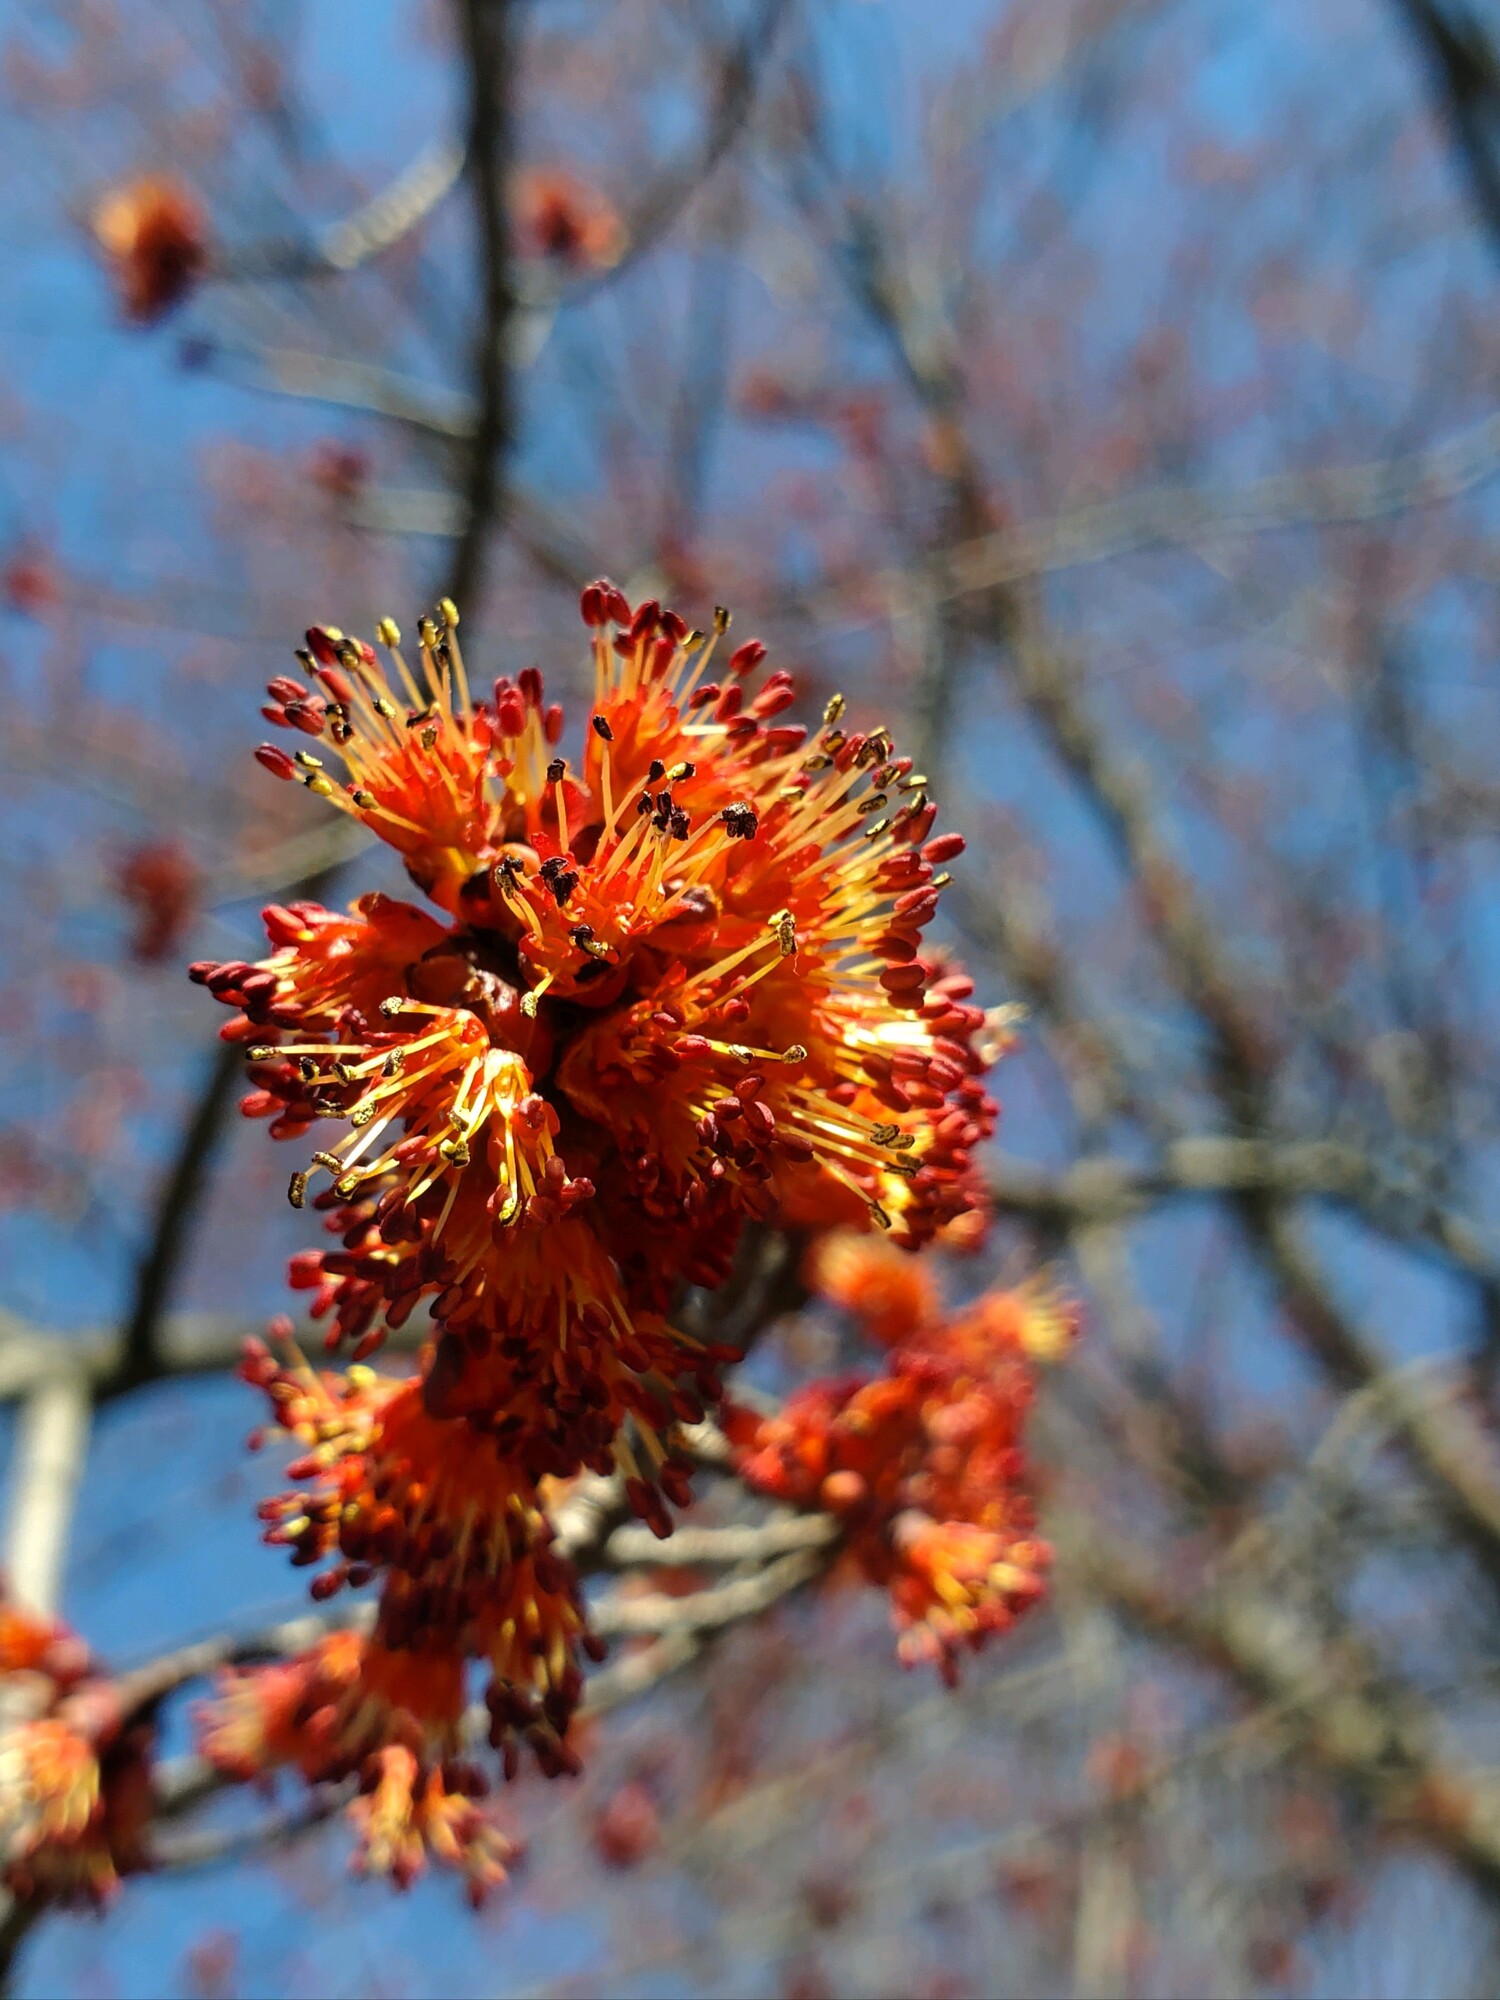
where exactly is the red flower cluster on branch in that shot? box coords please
[732,1235,1074,1682]
[91,177,208,325]
[189,586,1009,1893]
[0,1594,153,1906]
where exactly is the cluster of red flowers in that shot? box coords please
[513,168,624,270]
[0,1594,153,1906]
[91,177,208,325]
[115,840,199,965]
[188,585,1005,1894]
[731,1234,1073,1683]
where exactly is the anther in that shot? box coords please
[247,1046,275,1063]
[591,715,614,741]
[547,757,566,784]
[824,693,846,725]
[648,759,666,784]
[293,749,324,769]
[379,997,406,1017]
[288,1172,308,1210]
[439,598,459,627]
[377,617,401,647]
[713,606,731,634]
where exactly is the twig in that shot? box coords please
[447,0,519,611]
[3,1373,90,1616]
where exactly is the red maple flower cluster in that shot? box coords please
[189,587,1004,1892]
[0,1594,153,1906]
[732,1234,1073,1682]
[91,177,208,325]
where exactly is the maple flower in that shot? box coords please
[514,168,624,270]
[92,177,208,324]
[190,583,1002,1882]
[0,1597,153,1907]
[730,1274,1073,1683]
[806,1228,941,1347]
[198,1631,521,1904]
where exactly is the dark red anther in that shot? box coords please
[316,665,355,705]
[518,666,544,708]
[676,1035,712,1058]
[713,684,743,723]
[728,638,766,676]
[922,832,966,864]
[894,886,941,919]
[688,683,720,709]
[899,802,939,846]
[876,935,918,963]
[267,675,304,705]
[750,681,795,720]
[544,703,565,744]
[579,580,608,626]
[629,599,660,641]
[305,626,341,666]
[742,1097,775,1137]
[285,698,328,736]
[187,960,218,985]
[880,963,927,994]
[254,743,298,780]
[734,1073,765,1100]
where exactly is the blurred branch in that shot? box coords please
[320,139,468,273]
[2,1372,90,1617]
[1061,1509,1500,1898]
[990,1137,1500,1287]
[1393,0,1500,254]
[215,139,468,283]
[109,1039,244,1395]
[447,0,519,612]
[925,404,1500,602]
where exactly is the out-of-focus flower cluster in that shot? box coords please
[91,176,208,324]
[731,1234,1074,1683]
[188,583,1009,1895]
[0,1594,153,1906]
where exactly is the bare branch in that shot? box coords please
[447,0,520,611]
[3,1373,90,1618]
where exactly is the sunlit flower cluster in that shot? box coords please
[0,1594,153,1906]
[190,585,1003,1890]
[732,1234,1072,1682]
[91,176,208,325]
